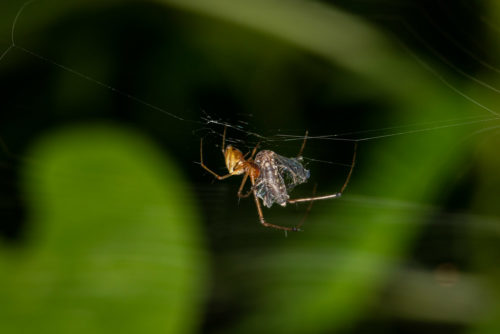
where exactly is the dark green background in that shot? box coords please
[1,0,500,333]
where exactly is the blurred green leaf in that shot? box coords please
[0,124,207,334]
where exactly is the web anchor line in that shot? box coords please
[1,0,500,148]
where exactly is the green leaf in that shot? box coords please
[0,124,207,334]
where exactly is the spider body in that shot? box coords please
[200,127,356,231]
[224,145,258,177]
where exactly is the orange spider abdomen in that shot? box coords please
[224,145,246,175]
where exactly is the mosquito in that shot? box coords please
[200,126,357,231]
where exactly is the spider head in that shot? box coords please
[224,145,246,175]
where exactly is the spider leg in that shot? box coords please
[297,130,308,158]
[200,138,235,180]
[295,183,317,230]
[339,142,358,193]
[287,142,357,204]
[287,192,341,204]
[237,141,261,198]
[250,141,260,159]
[250,176,300,231]
[237,172,253,198]
[242,142,259,160]
[221,125,227,153]
[238,188,253,198]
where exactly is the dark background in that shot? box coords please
[1,0,500,333]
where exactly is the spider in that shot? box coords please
[200,127,357,231]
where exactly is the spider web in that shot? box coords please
[1,0,500,216]
[1,0,499,145]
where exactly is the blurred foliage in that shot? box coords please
[1,0,500,333]
[0,125,207,333]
